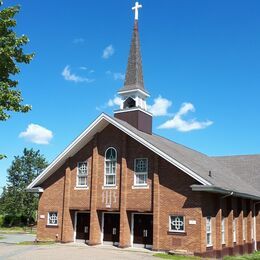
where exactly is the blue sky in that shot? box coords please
[1,0,260,190]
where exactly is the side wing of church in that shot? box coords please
[27,3,260,258]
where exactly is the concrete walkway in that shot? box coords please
[0,243,155,259]
[0,233,36,244]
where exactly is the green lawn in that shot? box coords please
[0,226,36,234]
[224,251,260,260]
[154,251,260,260]
[153,253,200,260]
[0,235,4,240]
[18,241,55,245]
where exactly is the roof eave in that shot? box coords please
[191,184,260,201]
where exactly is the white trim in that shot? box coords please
[169,215,185,233]
[74,187,89,190]
[104,147,117,187]
[132,185,149,189]
[27,113,211,190]
[134,158,148,186]
[102,186,118,190]
[233,218,237,243]
[27,187,44,193]
[118,88,150,97]
[47,212,58,226]
[221,216,225,245]
[206,216,212,247]
[114,107,152,117]
[76,161,88,188]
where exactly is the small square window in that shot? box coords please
[169,216,185,232]
[48,212,58,226]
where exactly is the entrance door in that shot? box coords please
[103,213,120,243]
[76,212,90,241]
[133,214,153,246]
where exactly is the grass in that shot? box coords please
[224,251,260,260]
[153,253,200,260]
[17,241,56,246]
[0,235,4,240]
[0,226,36,234]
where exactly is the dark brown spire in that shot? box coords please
[119,20,148,94]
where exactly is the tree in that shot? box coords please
[0,1,34,159]
[0,149,48,225]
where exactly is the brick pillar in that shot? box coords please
[232,197,238,254]
[61,159,73,242]
[89,134,101,245]
[119,135,131,248]
[237,198,243,254]
[256,203,260,250]
[227,197,234,255]
[215,199,222,257]
[152,155,160,251]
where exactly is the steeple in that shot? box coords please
[119,20,148,94]
[114,2,153,134]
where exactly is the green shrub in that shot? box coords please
[0,215,4,227]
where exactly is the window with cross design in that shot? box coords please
[169,215,185,232]
[77,162,88,187]
[134,158,148,186]
[47,212,58,226]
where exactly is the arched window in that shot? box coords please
[123,97,136,109]
[104,148,117,186]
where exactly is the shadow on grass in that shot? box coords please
[224,251,260,260]
[17,241,56,246]
[153,253,200,260]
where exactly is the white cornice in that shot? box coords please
[114,107,152,117]
[118,88,150,97]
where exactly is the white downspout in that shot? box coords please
[253,201,260,251]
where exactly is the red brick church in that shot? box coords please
[27,2,260,258]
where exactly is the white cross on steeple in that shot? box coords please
[132,2,142,20]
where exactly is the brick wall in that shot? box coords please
[36,123,259,256]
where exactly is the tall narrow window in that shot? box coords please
[104,148,117,186]
[221,217,225,244]
[77,162,88,187]
[233,218,237,243]
[134,158,148,186]
[206,216,212,246]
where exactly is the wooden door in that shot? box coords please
[103,213,120,243]
[133,214,153,246]
[76,213,90,241]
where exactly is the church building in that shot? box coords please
[27,2,260,258]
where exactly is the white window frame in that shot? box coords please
[169,215,185,233]
[134,158,148,186]
[47,212,58,226]
[206,216,212,247]
[233,218,237,243]
[104,147,117,187]
[221,216,225,244]
[76,162,88,187]
[243,217,246,241]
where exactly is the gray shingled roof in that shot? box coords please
[119,20,148,94]
[112,116,260,198]
[213,155,260,192]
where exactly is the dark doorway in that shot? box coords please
[103,213,120,244]
[133,214,153,246]
[76,212,90,241]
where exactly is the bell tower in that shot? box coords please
[114,2,152,134]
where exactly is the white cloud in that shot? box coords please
[106,70,125,81]
[158,103,213,132]
[62,65,94,83]
[79,66,88,70]
[113,72,125,81]
[148,96,172,117]
[107,96,123,107]
[19,124,53,145]
[73,38,85,44]
[102,45,115,59]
